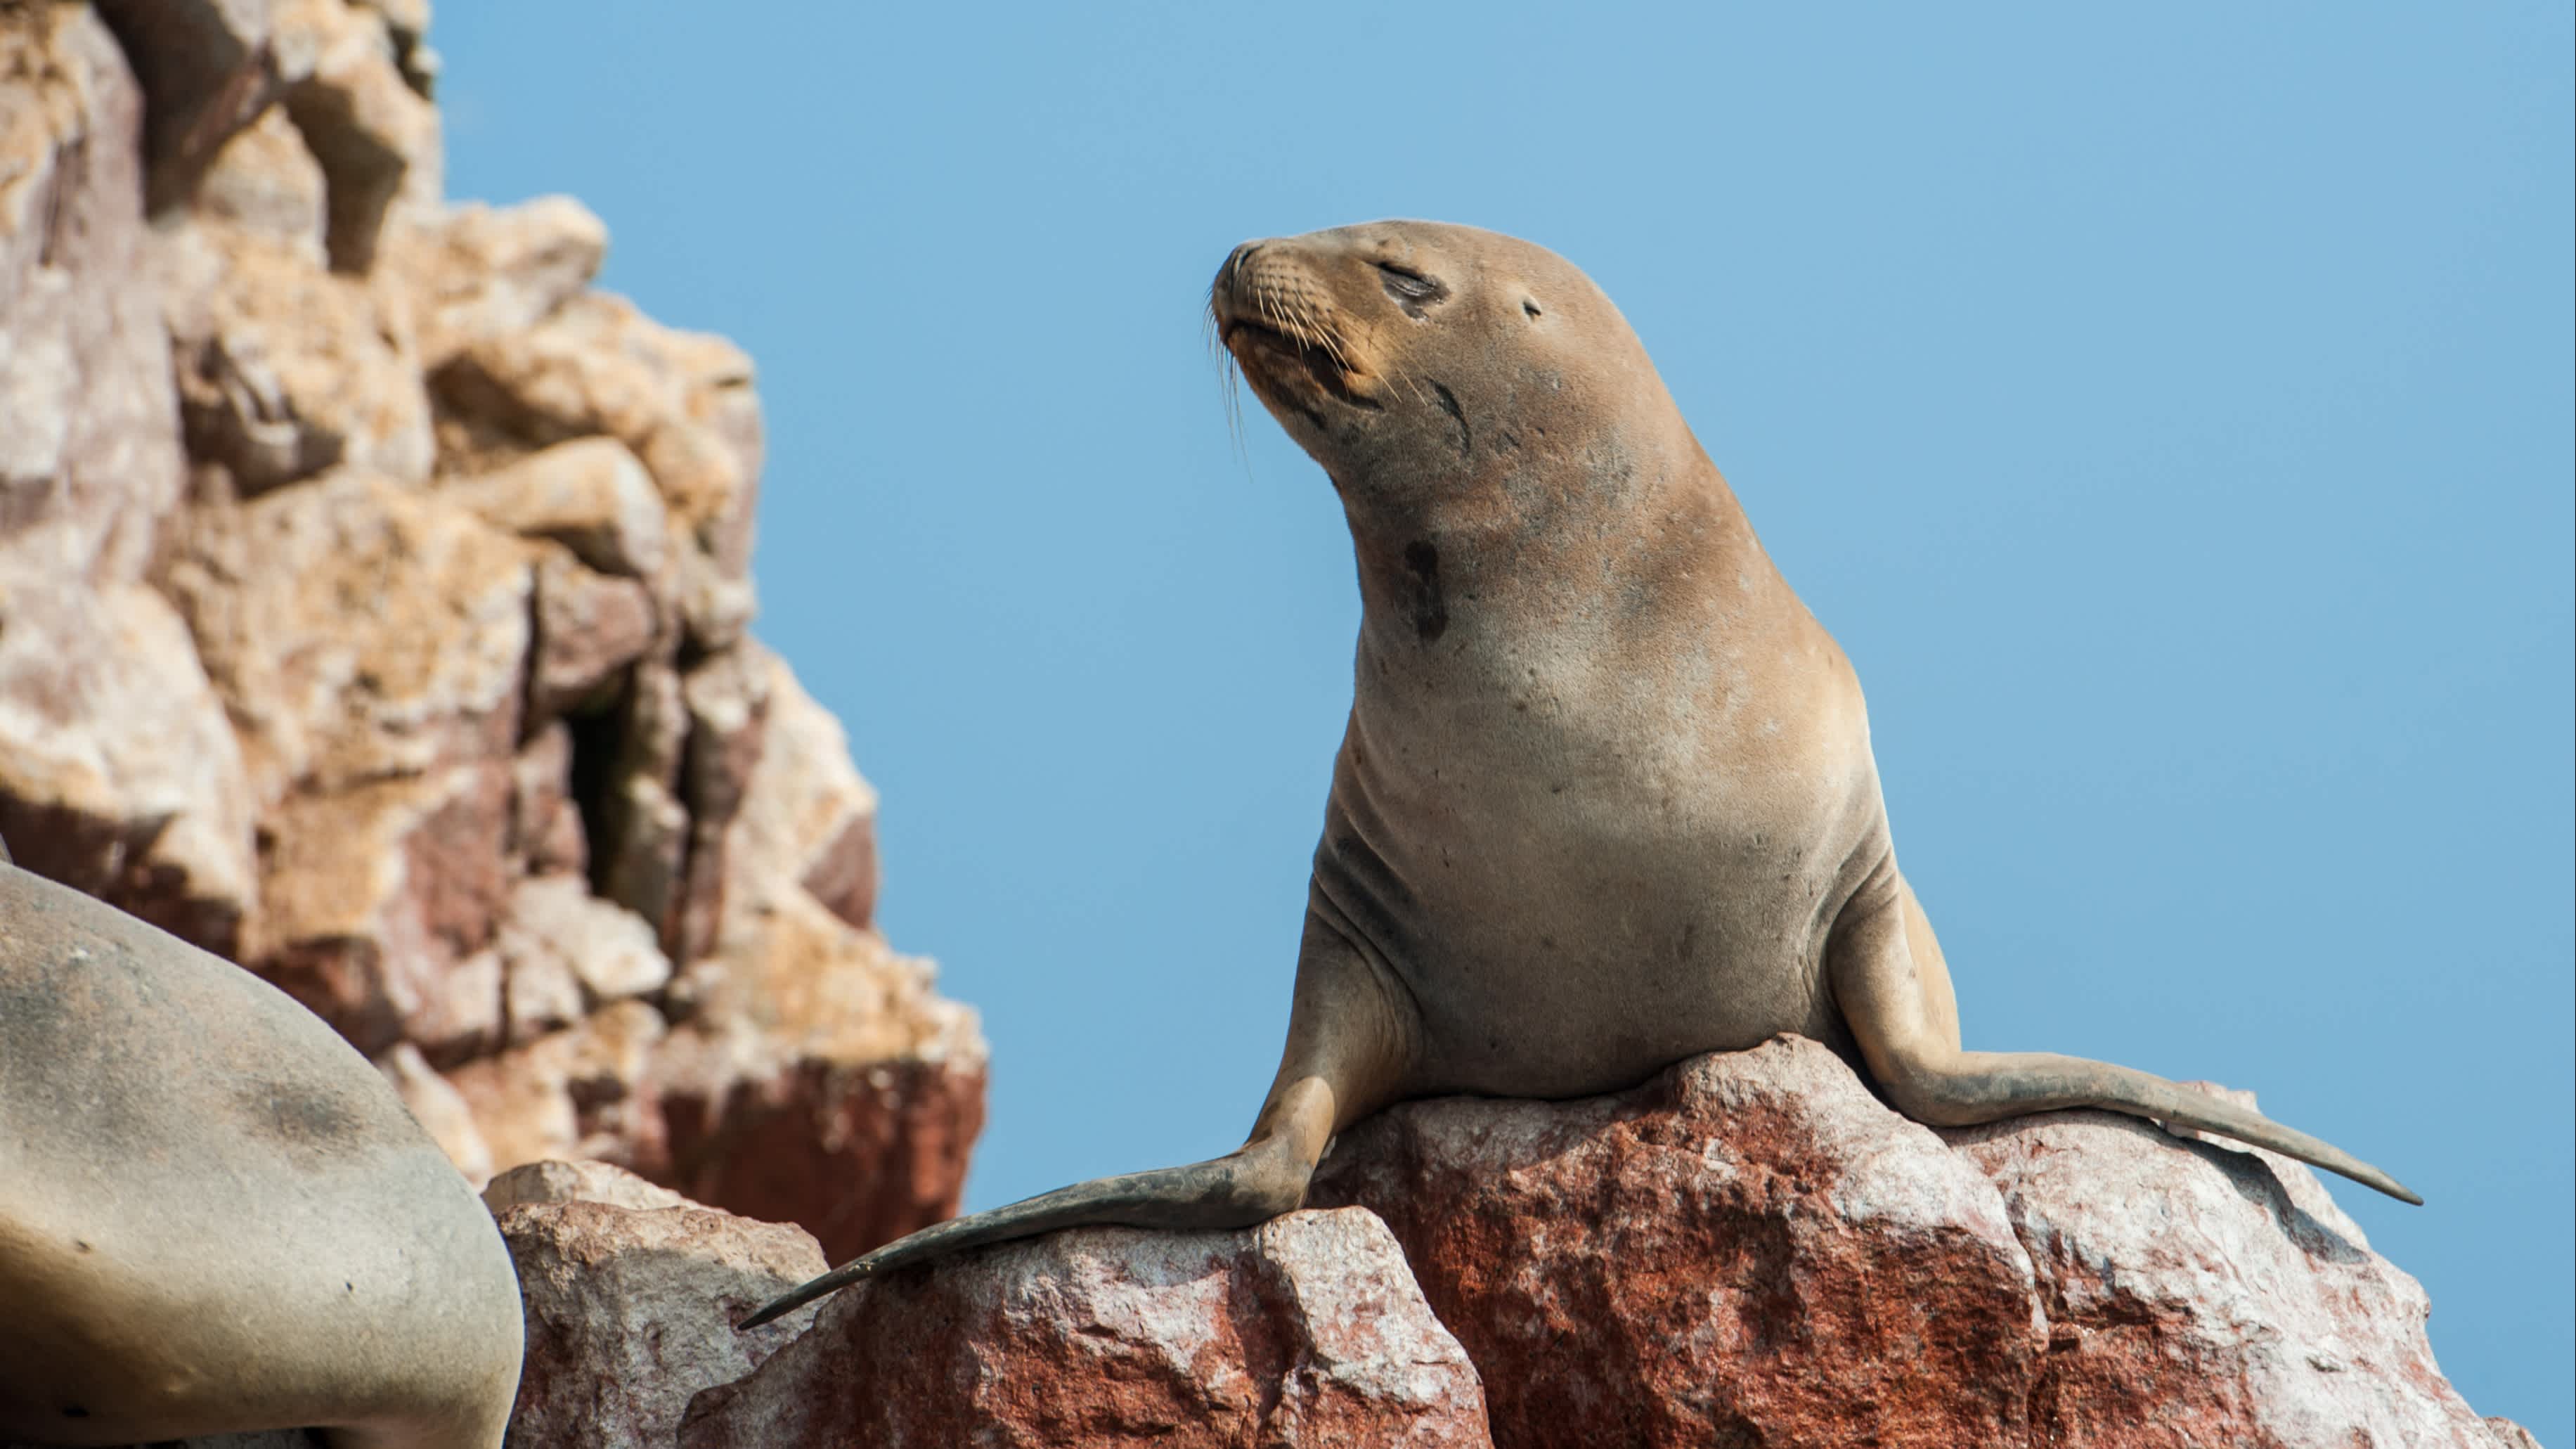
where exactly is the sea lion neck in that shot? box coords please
[1337,418,1773,659]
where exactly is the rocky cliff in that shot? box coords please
[0,0,983,1263]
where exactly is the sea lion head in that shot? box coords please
[1212,221,1683,524]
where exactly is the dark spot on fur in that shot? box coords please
[236,1075,364,1159]
[60,1405,87,1419]
[1430,381,1470,458]
[1401,540,1449,643]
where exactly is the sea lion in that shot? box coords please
[743,219,2415,1329]
[0,863,524,1448]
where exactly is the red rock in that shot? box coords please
[496,1175,825,1449]
[678,1208,1494,1449]
[0,578,258,957]
[529,546,658,720]
[1950,1082,2512,1448]
[1312,1036,2518,1449]
[652,1047,987,1268]
[1312,1035,2040,1449]
[509,720,588,878]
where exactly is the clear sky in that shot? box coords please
[436,5,2572,1436]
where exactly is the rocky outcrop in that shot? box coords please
[0,0,982,1265]
[19,1093,2539,1449]
[486,1161,825,1449]
[1309,1036,2528,1449]
[679,1207,1494,1449]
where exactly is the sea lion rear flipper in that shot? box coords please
[1828,861,2422,1206]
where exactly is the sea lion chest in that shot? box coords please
[1317,576,1889,1099]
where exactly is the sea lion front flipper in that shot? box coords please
[739,915,1419,1328]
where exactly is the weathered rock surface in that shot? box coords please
[0,0,985,1274]
[1309,1036,2530,1449]
[679,1207,1494,1449]
[491,1161,825,1449]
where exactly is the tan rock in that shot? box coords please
[500,873,673,1009]
[0,574,258,955]
[500,1197,825,1449]
[191,104,327,261]
[254,759,512,1055]
[481,1159,696,1214]
[529,546,657,719]
[446,998,669,1176]
[157,472,528,802]
[679,1208,1493,1449]
[0,2,190,586]
[732,649,879,932]
[429,290,762,638]
[444,436,671,579]
[385,195,608,368]
[380,1040,493,1187]
[160,221,435,494]
[273,0,439,272]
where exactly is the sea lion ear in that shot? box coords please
[1522,298,1543,320]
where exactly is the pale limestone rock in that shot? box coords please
[160,223,435,494]
[0,573,258,955]
[380,1040,493,1187]
[678,1208,1493,1449]
[1949,1082,2511,1448]
[157,472,528,804]
[272,0,439,271]
[446,998,669,1174]
[253,759,511,1054]
[0,3,189,586]
[732,650,879,931]
[430,291,762,611]
[501,873,673,1007]
[444,435,671,579]
[386,195,607,366]
[192,104,327,259]
[499,1197,824,1449]
[481,1159,696,1215]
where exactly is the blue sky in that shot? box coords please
[437,6,2571,1436]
